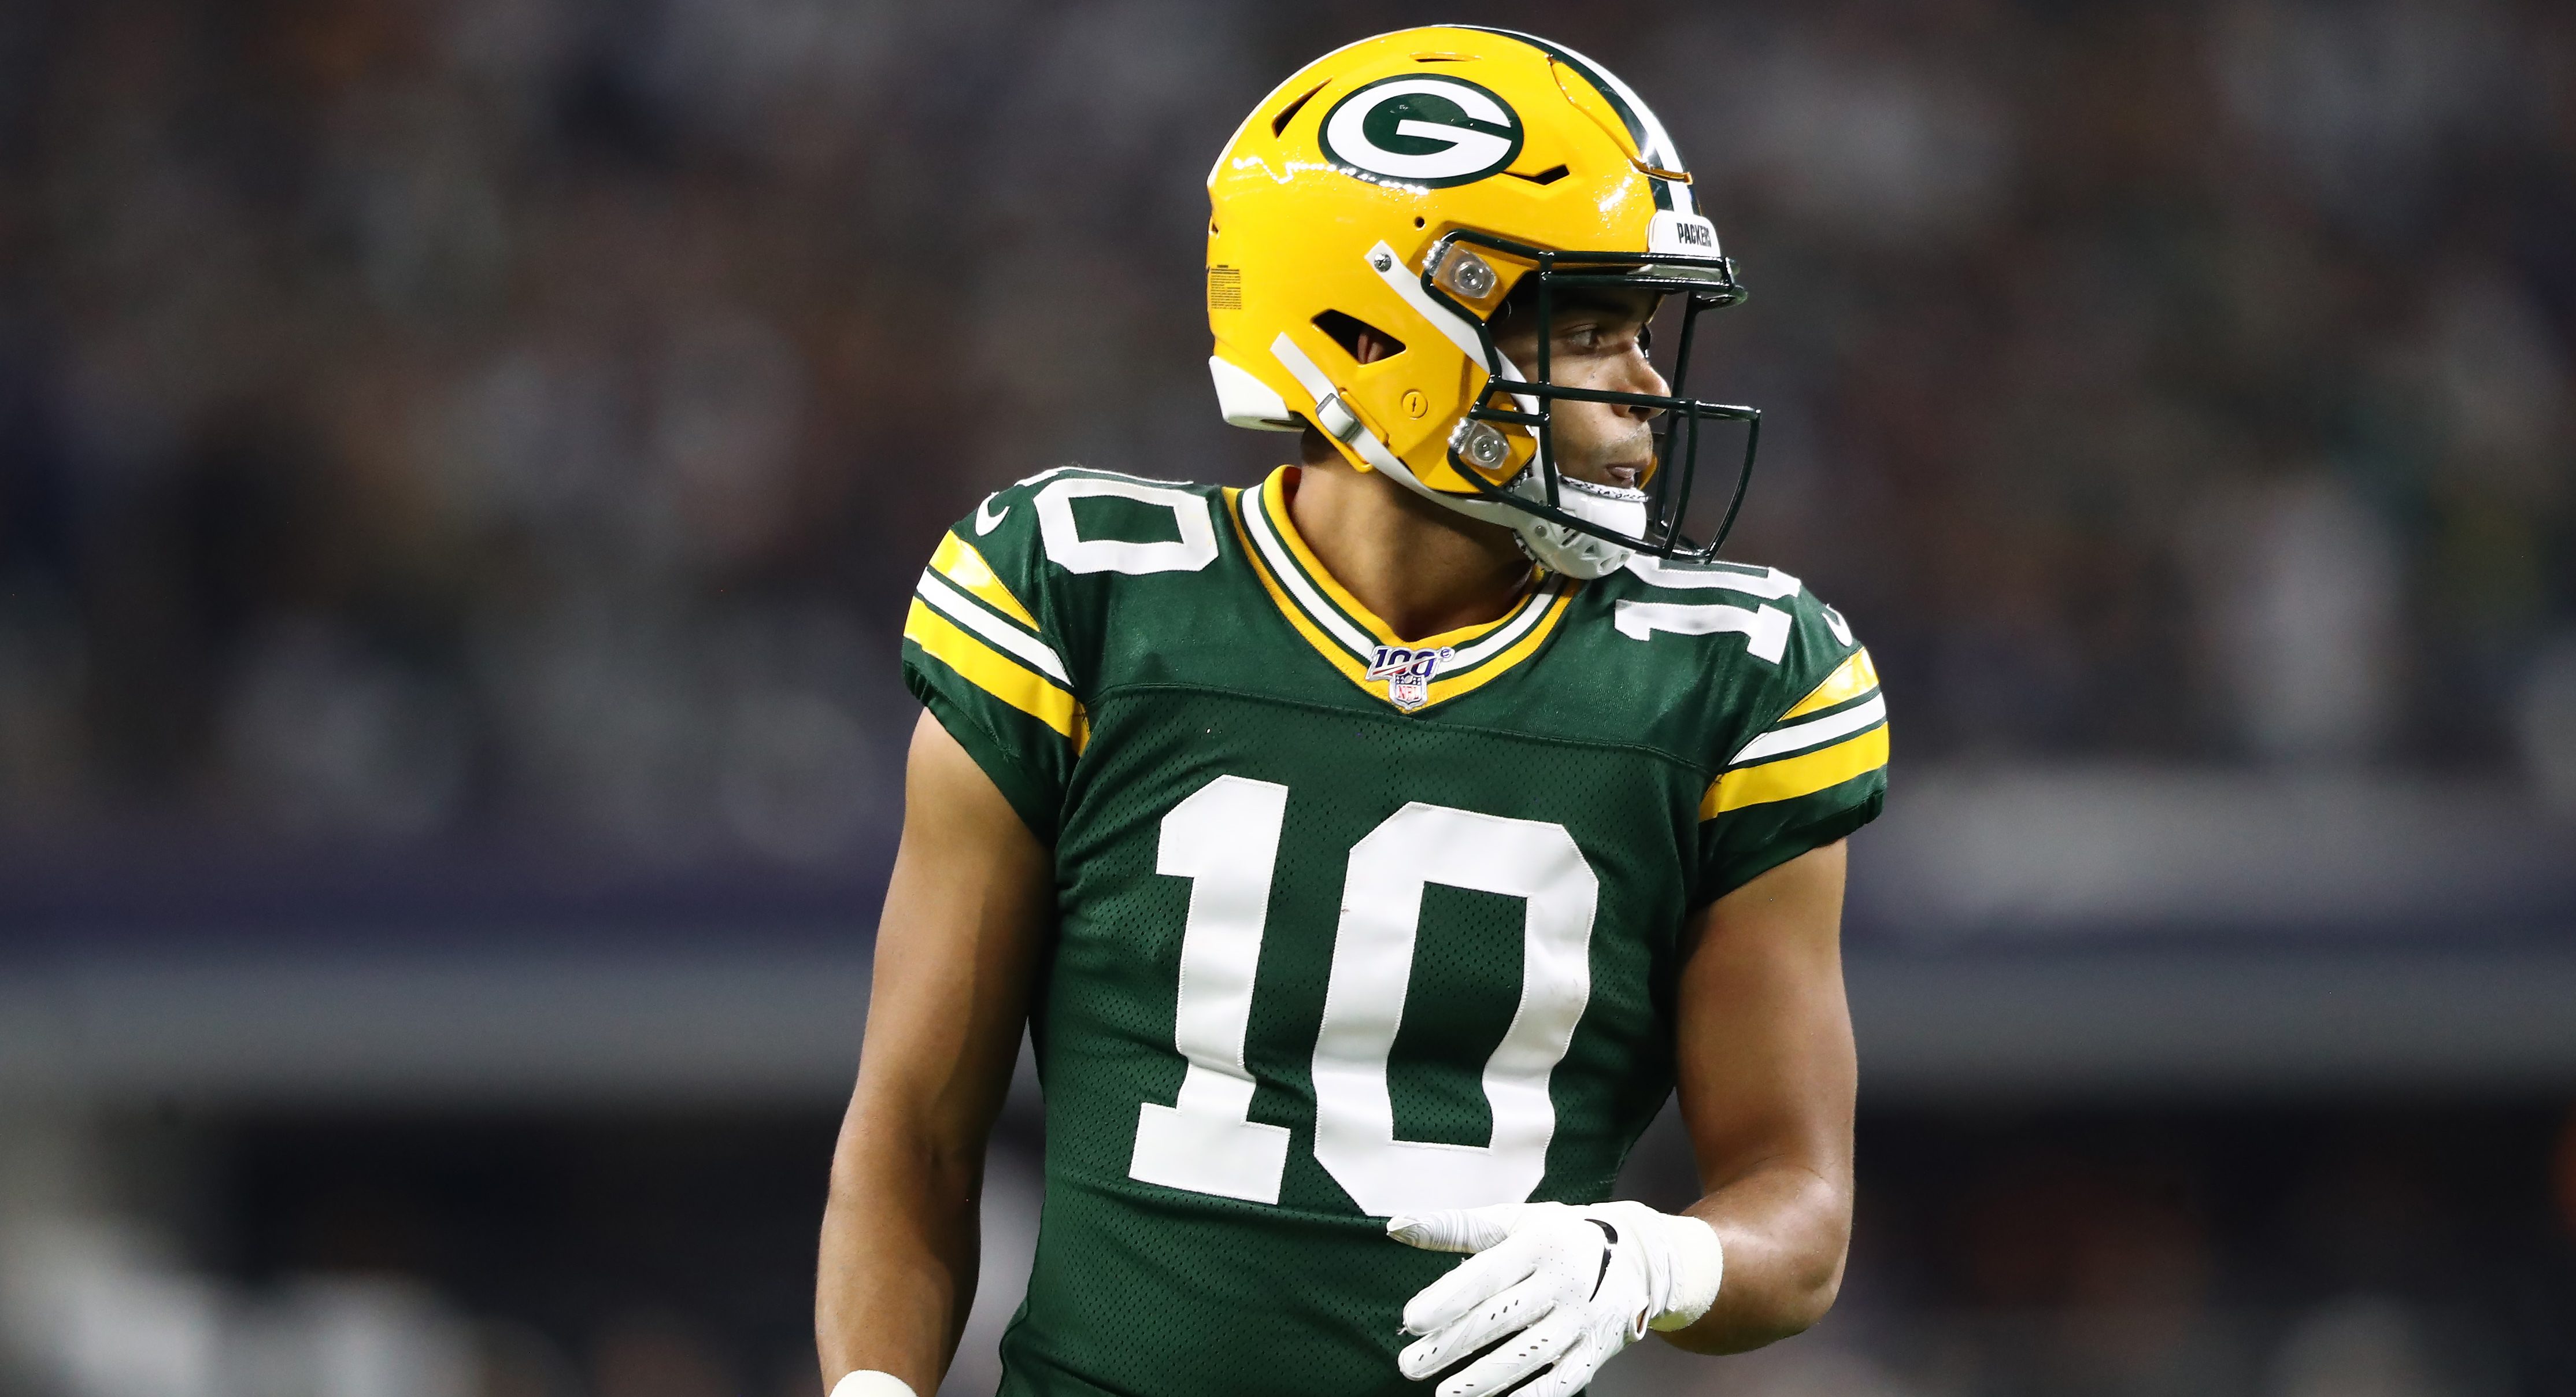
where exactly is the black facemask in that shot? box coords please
[1419,229,1763,565]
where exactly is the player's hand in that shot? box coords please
[1385,1200,1724,1397]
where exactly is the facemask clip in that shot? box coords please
[1452,419,1512,471]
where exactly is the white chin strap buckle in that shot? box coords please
[1315,392,1364,444]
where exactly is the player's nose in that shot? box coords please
[1620,351,1669,420]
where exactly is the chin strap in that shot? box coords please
[1268,331,1498,511]
[1505,473,1646,580]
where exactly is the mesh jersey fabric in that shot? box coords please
[897,465,1886,1396]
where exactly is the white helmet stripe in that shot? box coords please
[1367,243,1539,425]
[1267,331,1430,490]
[1370,241,1485,361]
[1461,27,1696,217]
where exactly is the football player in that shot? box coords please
[817,26,1887,1397]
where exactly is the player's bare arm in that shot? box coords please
[1662,839,1856,1351]
[816,713,1052,1392]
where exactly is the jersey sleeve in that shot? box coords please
[901,483,1093,843]
[1693,591,1887,905]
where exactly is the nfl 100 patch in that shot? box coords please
[1366,644,1456,712]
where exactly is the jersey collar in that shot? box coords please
[1226,466,1576,714]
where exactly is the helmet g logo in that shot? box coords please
[1319,76,1525,188]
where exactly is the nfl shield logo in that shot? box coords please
[1365,645,1455,712]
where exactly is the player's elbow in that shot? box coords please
[1662,1222,1849,1354]
[1766,1246,1849,1342]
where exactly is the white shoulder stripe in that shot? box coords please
[1733,693,1887,766]
[915,570,1071,684]
[1624,557,1803,599]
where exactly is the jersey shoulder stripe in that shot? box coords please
[1623,554,1883,899]
[1698,640,1886,818]
[902,592,1089,747]
[1733,691,1886,765]
[916,567,1069,683]
[1781,647,1877,719]
[1701,725,1886,818]
[929,531,1039,629]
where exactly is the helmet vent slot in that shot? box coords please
[1270,79,1330,138]
[1505,164,1570,186]
[1312,310,1407,364]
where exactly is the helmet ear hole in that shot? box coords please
[1311,310,1407,365]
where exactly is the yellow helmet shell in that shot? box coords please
[1205,26,1722,502]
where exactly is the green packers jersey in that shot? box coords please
[900,465,1887,1397]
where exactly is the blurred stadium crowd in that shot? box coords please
[2,0,2571,869]
[3,1,2575,1396]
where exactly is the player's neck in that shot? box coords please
[1283,459,1533,643]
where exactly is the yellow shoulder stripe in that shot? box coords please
[904,598,1088,749]
[1781,647,1878,720]
[929,532,1039,630]
[1701,725,1886,819]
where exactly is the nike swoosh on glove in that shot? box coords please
[1386,1200,1724,1397]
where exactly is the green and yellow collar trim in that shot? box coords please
[1226,466,1575,714]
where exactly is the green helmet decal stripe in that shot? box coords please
[1456,25,1693,214]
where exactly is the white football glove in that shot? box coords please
[1386,1200,1724,1397]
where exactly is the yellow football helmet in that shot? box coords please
[1205,25,1759,577]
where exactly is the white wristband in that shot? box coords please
[1643,1211,1726,1332]
[830,1373,920,1397]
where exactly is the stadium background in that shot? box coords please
[2,0,2573,1394]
